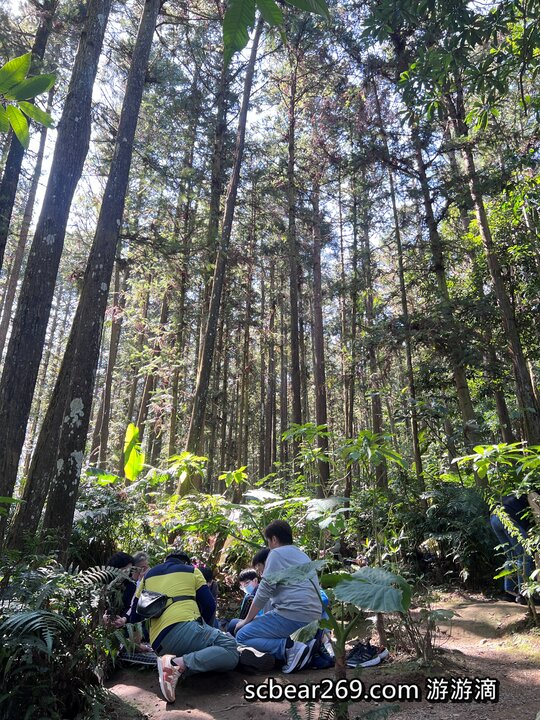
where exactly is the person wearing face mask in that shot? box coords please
[227,570,262,635]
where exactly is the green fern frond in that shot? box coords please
[77,565,120,586]
[319,703,337,720]
[288,703,303,720]
[0,609,73,654]
[354,703,401,720]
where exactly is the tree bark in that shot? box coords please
[410,124,483,449]
[311,184,330,496]
[96,260,129,466]
[0,0,112,545]
[186,18,264,460]
[449,91,540,442]
[0,89,53,359]
[286,46,302,434]
[0,0,57,271]
[41,0,162,555]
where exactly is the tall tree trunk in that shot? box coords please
[197,62,230,365]
[410,123,483,449]
[206,300,227,489]
[457,123,540,442]
[0,0,57,271]
[136,292,169,442]
[95,261,129,466]
[360,196,387,490]
[237,201,255,468]
[0,0,112,544]
[264,261,277,477]
[286,48,302,435]
[186,18,263,461]
[311,184,330,496]
[370,81,423,482]
[258,259,267,478]
[344,169,360,499]
[445,139,516,444]
[7,310,76,548]
[279,280,289,471]
[0,89,54,359]
[41,0,161,554]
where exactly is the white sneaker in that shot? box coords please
[157,654,181,702]
[282,641,311,673]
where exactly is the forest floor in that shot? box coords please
[106,591,540,720]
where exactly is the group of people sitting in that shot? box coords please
[104,520,333,704]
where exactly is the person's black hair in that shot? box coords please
[252,546,271,567]
[199,566,214,583]
[107,551,134,569]
[166,551,191,564]
[264,519,293,545]
[238,569,258,583]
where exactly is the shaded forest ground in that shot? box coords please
[106,592,540,720]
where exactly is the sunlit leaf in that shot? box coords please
[6,73,55,101]
[256,0,283,26]
[223,0,255,65]
[123,423,145,481]
[0,53,31,94]
[333,567,411,613]
[18,101,54,128]
[6,105,29,148]
[284,0,329,19]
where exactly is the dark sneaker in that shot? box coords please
[238,646,275,672]
[282,641,312,673]
[119,649,158,666]
[298,638,318,671]
[346,642,381,668]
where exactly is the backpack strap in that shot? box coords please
[168,595,196,603]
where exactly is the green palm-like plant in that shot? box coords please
[0,53,55,147]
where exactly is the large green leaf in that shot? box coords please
[6,105,29,148]
[290,618,319,643]
[6,73,55,101]
[243,488,282,501]
[0,106,9,133]
[0,53,31,94]
[333,567,411,613]
[223,0,256,65]
[319,571,353,589]
[123,423,145,481]
[256,0,283,26]
[265,559,327,585]
[283,0,330,19]
[18,101,54,128]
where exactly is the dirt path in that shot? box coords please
[107,595,540,720]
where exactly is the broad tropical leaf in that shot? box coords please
[257,0,283,26]
[223,0,256,65]
[0,53,31,94]
[6,105,29,148]
[290,618,319,643]
[18,101,54,128]
[333,567,411,613]
[265,559,327,585]
[123,423,145,481]
[6,73,55,101]
[0,106,9,133]
[284,0,329,19]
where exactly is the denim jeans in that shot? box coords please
[490,514,534,594]
[158,620,239,676]
[235,610,309,660]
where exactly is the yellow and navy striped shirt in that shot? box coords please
[135,559,214,646]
